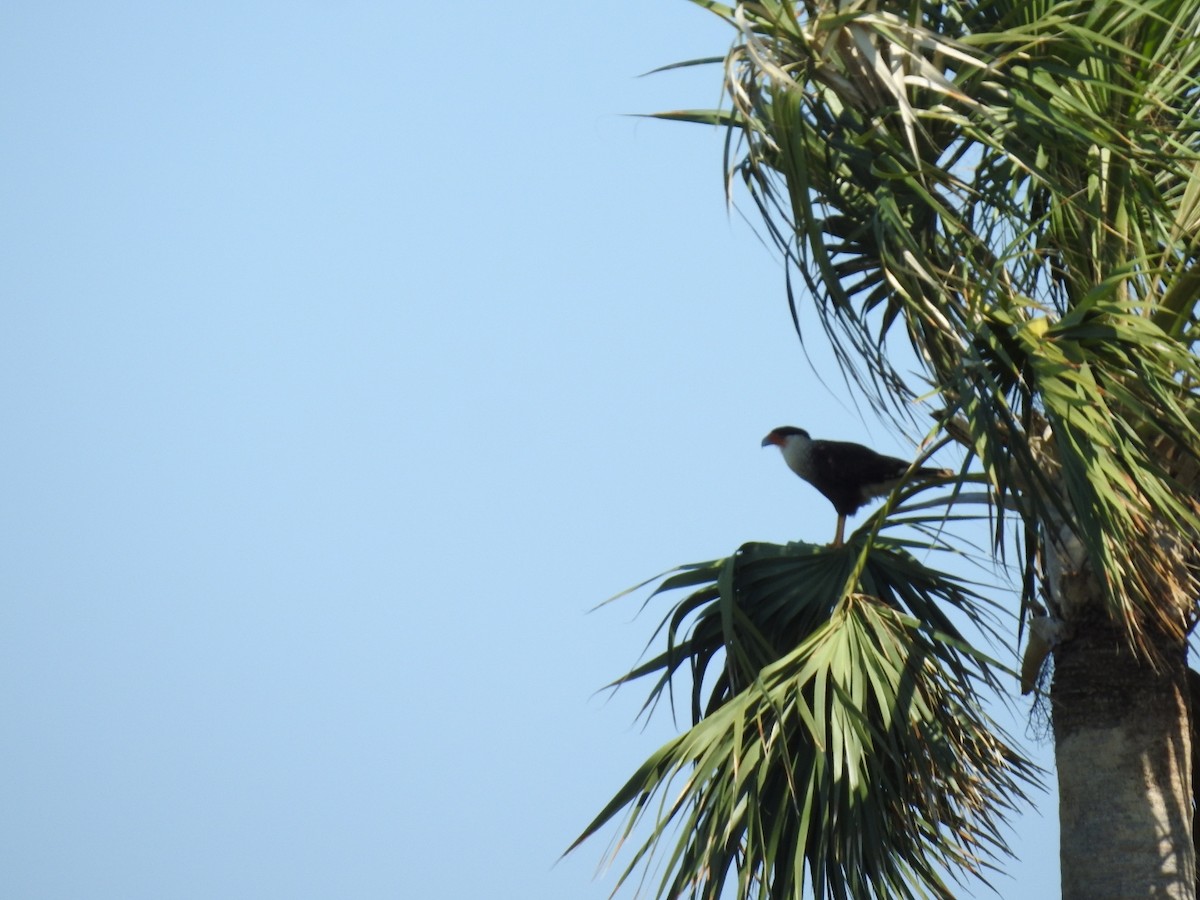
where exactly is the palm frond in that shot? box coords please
[660,0,1200,652]
[573,494,1040,899]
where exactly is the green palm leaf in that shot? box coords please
[573,489,1039,899]
[658,0,1200,651]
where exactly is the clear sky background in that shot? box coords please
[1,3,1058,898]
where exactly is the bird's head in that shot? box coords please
[761,426,811,450]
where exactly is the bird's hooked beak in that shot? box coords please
[762,432,781,448]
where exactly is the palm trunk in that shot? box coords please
[1053,622,1195,899]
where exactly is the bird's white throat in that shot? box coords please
[779,433,815,481]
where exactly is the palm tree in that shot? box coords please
[570,1,1200,897]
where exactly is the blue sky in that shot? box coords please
[1,3,1057,898]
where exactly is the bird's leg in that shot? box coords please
[832,515,846,547]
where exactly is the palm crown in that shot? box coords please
[572,0,1200,897]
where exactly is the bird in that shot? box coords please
[761,426,952,546]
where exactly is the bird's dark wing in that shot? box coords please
[810,439,909,488]
[807,439,946,517]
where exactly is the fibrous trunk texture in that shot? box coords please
[1053,623,1195,900]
